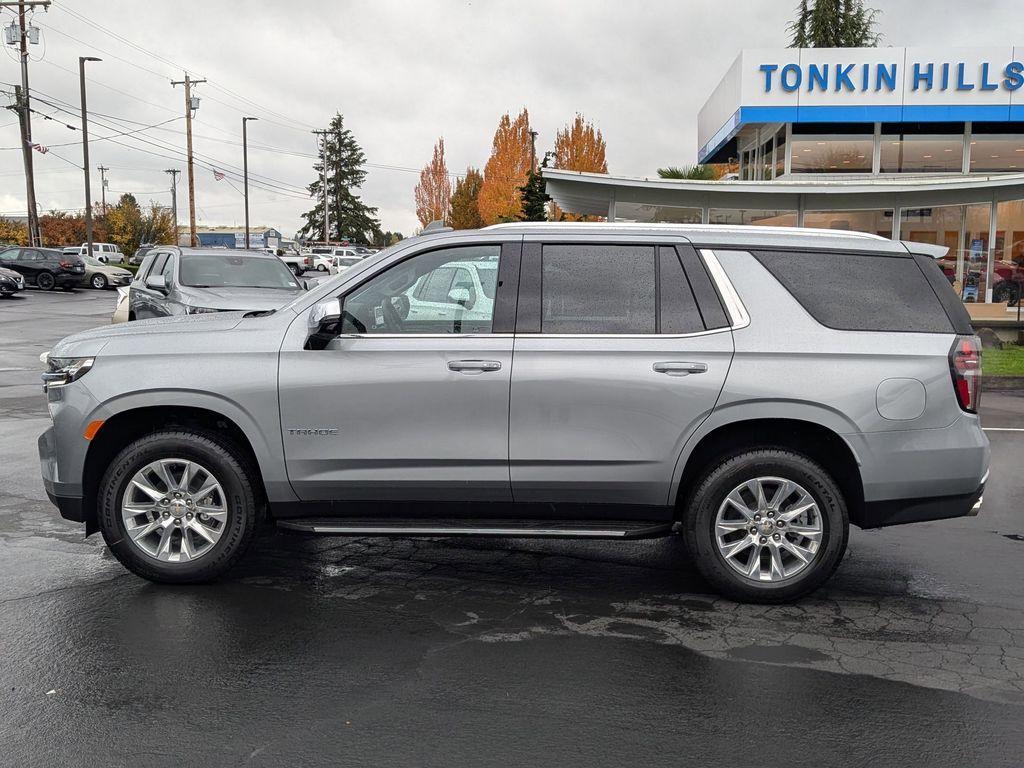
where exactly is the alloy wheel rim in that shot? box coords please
[92,276,104,288]
[120,458,228,563]
[714,476,823,583]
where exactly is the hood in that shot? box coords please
[97,264,133,277]
[0,266,20,279]
[50,311,250,358]
[179,285,303,312]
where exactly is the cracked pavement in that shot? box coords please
[2,289,1024,767]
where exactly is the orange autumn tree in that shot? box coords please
[478,108,532,225]
[414,137,452,227]
[552,113,609,221]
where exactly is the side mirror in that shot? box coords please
[145,275,168,293]
[307,297,341,333]
[305,298,343,350]
[447,286,473,309]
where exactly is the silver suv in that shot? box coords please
[38,224,989,602]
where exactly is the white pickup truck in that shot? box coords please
[267,248,312,276]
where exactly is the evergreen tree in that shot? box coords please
[788,0,879,48]
[300,113,380,244]
[519,164,550,222]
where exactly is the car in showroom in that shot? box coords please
[82,254,133,290]
[0,246,85,291]
[38,224,988,603]
[127,247,306,320]
[0,264,25,296]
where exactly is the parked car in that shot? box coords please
[62,246,80,258]
[79,242,124,264]
[315,247,363,272]
[330,255,363,274]
[130,244,154,266]
[0,264,25,296]
[81,255,133,290]
[111,286,130,323]
[276,250,313,276]
[38,224,988,603]
[0,246,85,290]
[127,246,305,320]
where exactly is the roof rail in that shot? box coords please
[420,220,453,235]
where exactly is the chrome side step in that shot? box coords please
[276,518,673,540]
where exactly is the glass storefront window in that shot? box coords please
[708,209,797,226]
[879,122,964,173]
[790,123,873,173]
[994,199,1024,305]
[803,210,893,238]
[962,204,993,302]
[761,135,774,181]
[900,205,965,287]
[969,123,1024,172]
[774,128,786,178]
[615,202,702,224]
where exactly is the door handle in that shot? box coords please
[448,359,502,373]
[653,361,708,376]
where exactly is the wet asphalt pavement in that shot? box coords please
[2,289,1024,767]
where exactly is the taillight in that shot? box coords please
[949,336,982,413]
[58,260,73,269]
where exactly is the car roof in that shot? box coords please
[173,247,281,260]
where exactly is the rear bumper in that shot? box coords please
[858,475,985,528]
[55,272,85,287]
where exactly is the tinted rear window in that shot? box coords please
[752,250,954,333]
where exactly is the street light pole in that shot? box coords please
[242,117,257,249]
[79,56,101,261]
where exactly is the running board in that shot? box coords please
[276,518,673,540]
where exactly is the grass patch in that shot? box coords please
[984,344,1024,376]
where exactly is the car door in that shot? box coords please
[278,238,521,504]
[131,251,167,319]
[19,249,42,283]
[0,249,24,281]
[508,238,736,512]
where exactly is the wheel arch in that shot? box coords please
[81,403,274,535]
[672,415,865,527]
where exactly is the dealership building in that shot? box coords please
[545,46,1024,305]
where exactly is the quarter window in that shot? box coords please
[341,245,500,334]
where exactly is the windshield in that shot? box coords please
[179,254,300,289]
[83,255,103,267]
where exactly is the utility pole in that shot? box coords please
[312,129,329,244]
[242,117,257,249]
[79,56,100,260]
[2,1,51,245]
[164,169,180,245]
[171,73,206,247]
[97,165,108,213]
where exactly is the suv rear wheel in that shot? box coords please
[97,429,261,583]
[36,271,55,290]
[682,448,848,603]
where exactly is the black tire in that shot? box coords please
[91,273,108,290]
[681,448,848,603]
[316,264,326,272]
[992,281,1020,307]
[97,428,262,584]
[36,271,55,290]
[292,264,303,276]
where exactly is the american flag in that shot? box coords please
[212,169,225,181]
[26,140,48,154]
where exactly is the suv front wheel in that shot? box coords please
[97,429,261,583]
[682,448,849,603]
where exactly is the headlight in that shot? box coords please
[41,356,94,388]
[186,305,222,315]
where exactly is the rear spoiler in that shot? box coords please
[901,241,948,260]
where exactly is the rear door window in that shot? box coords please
[752,250,954,333]
[540,244,656,334]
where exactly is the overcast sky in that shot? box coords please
[0,0,1021,238]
